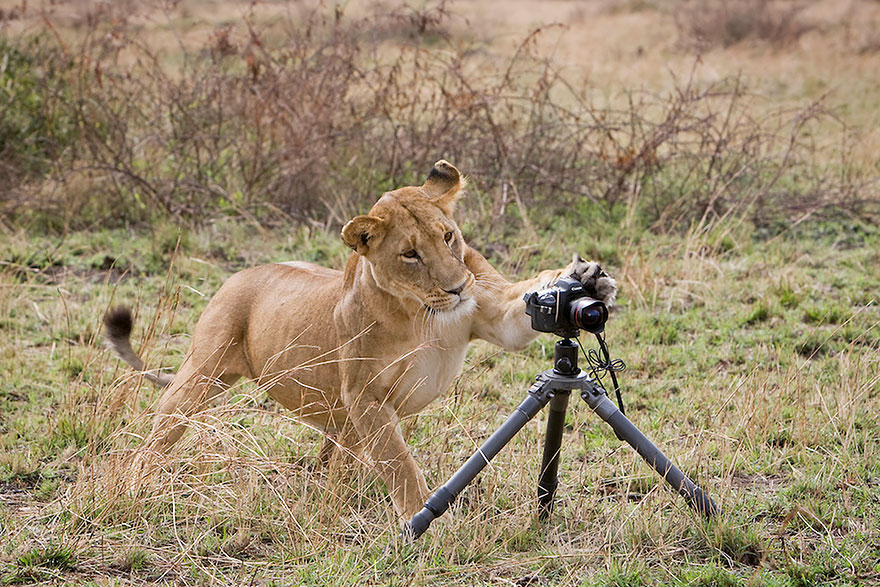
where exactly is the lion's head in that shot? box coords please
[341,161,476,315]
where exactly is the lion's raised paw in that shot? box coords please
[567,254,618,308]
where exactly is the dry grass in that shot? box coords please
[1,215,878,585]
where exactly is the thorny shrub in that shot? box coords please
[0,1,876,234]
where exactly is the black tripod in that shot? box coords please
[404,337,720,539]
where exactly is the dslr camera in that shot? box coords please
[524,277,608,338]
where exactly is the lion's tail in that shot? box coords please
[104,307,174,388]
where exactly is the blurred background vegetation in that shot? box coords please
[1,0,877,236]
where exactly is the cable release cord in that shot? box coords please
[581,332,627,415]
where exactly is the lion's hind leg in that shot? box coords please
[143,368,231,453]
[142,340,248,453]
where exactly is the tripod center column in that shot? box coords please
[554,338,580,375]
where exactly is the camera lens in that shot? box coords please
[570,298,608,333]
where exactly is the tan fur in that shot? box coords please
[105,160,617,519]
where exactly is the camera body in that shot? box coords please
[523,277,608,338]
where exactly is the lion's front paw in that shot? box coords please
[567,254,618,308]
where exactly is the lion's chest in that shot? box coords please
[389,341,469,416]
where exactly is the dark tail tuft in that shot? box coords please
[104,306,133,341]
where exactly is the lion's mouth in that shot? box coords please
[425,295,475,315]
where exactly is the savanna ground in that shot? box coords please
[1,0,879,585]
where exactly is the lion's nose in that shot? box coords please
[445,282,465,296]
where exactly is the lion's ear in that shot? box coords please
[341,215,386,255]
[423,159,466,215]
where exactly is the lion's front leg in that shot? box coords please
[341,386,429,518]
[466,247,618,350]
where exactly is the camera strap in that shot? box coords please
[582,332,627,415]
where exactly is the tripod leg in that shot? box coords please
[537,391,570,518]
[403,382,556,539]
[582,386,720,518]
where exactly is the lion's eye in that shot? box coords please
[444,231,454,243]
[402,249,419,260]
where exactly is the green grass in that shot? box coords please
[0,215,878,585]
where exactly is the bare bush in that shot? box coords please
[0,1,875,235]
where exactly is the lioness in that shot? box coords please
[105,161,617,519]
